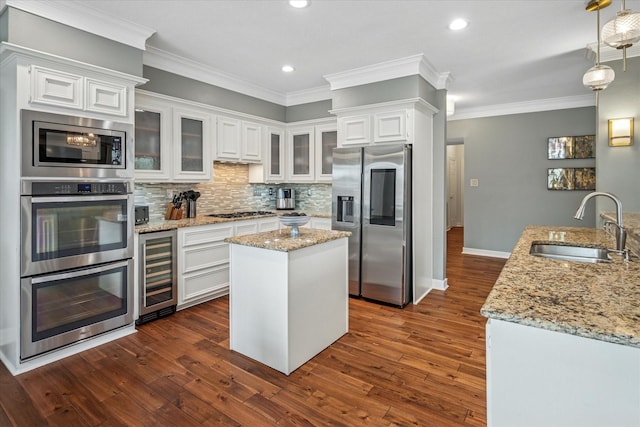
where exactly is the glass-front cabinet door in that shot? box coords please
[287,126,315,182]
[173,106,212,182]
[134,94,172,182]
[315,123,337,182]
[267,127,285,181]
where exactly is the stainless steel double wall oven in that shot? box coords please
[20,110,135,360]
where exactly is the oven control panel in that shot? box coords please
[29,181,130,196]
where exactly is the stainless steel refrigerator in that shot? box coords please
[332,144,412,307]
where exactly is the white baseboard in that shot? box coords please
[462,247,511,259]
[412,278,449,304]
[432,278,449,291]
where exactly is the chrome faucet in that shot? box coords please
[574,191,627,252]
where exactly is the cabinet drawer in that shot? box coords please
[235,221,258,236]
[182,224,233,246]
[182,266,229,301]
[259,218,280,232]
[183,242,229,273]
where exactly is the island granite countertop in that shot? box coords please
[225,228,350,252]
[481,225,640,348]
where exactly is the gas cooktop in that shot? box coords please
[207,211,274,218]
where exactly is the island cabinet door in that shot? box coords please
[486,319,640,427]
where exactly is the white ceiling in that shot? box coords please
[7,0,640,118]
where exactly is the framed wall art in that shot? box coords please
[547,167,596,191]
[547,135,595,159]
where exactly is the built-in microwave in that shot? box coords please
[21,109,134,179]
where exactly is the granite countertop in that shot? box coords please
[481,225,640,348]
[225,228,350,252]
[135,210,331,233]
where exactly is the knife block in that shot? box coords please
[165,204,183,220]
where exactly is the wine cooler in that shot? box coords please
[137,229,177,324]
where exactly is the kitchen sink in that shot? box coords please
[529,242,611,263]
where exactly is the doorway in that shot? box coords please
[446,144,464,229]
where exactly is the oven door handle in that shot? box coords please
[28,194,131,204]
[29,259,131,285]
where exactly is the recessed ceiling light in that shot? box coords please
[289,0,309,8]
[449,18,468,31]
[281,65,295,73]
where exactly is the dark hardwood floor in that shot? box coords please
[0,227,506,426]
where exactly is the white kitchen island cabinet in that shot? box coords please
[482,226,640,427]
[227,228,350,375]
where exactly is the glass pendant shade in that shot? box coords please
[583,64,616,90]
[602,9,640,48]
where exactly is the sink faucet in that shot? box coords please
[574,192,627,251]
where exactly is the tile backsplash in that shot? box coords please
[134,162,332,221]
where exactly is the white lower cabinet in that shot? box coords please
[177,217,330,310]
[177,223,233,310]
[486,318,640,427]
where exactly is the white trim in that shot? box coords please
[5,0,155,50]
[462,247,511,259]
[330,97,439,116]
[432,278,449,291]
[585,42,640,63]
[324,54,452,91]
[448,94,595,121]
[413,285,431,305]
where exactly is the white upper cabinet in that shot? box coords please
[241,121,262,162]
[287,126,315,182]
[338,114,371,146]
[216,116,242,160]
[134,94,173,181]
[173,105,212,182]
[248,126,285,184]
[374,110,408,143]
[30,66,83,110]
[29,65,128,117]
[85,78,127,117]
[215,117,263,163]
[332,101,432,147]
[314,123,338,182]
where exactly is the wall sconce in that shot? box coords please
[608,117,634,146]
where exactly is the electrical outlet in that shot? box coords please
[307,189,312,196]
[470,179,479,187]
[166,189,173,198]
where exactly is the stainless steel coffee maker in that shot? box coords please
[276,188,295,210]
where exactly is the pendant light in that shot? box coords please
[583,1,616,91]
[601,0,640,71]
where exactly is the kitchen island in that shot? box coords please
[226,228,350,375]
[482,225,640,427]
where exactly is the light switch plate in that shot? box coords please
[470,178,479,187]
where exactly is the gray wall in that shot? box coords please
[332,75,428,110]
[596,57,640,215]
[141,66,287,122]
[448,107,597,253]
[0,8,8,43]
[3,8,142,76]
[285,100,332,122]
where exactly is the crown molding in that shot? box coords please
[585,42,640,62]
[448,94,595,121]
[144,46,291,106]
[324,54,452,91]
[4,0,155,50]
